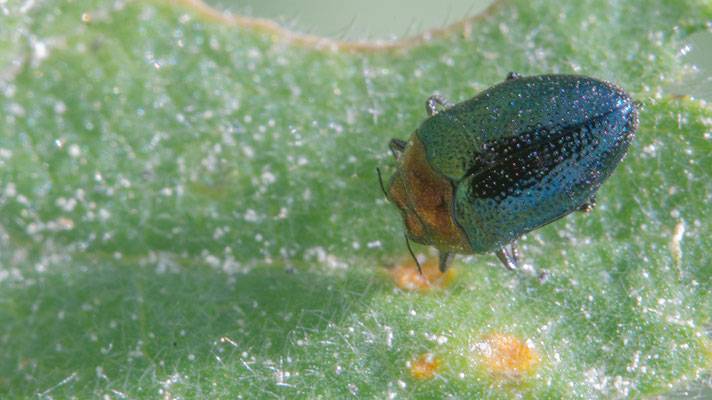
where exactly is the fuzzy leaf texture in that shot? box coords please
[1,0,712,398]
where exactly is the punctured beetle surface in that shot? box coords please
[380,73,639,273]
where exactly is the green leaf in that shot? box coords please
[1,0,712,398]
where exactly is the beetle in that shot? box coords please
[378,73,638,273]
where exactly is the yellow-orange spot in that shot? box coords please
[478,333,539,378]
[388,258,453,290]
[409,353,439,379]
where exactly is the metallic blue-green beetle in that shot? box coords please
[381,73,638,273]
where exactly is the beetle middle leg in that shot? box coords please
[425,95,455,116]
[495,244,519,271]
[510,241,520,265]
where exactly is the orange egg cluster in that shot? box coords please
[409,353,440,379]
[387,258,453,290]
[478,333,539,377]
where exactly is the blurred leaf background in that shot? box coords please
[2,0,712,398]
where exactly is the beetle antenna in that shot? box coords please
[404,234,422,275]
[376,168,388,198]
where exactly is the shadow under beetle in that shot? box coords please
[379,73,638,273]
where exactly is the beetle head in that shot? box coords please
[385,132,472,254]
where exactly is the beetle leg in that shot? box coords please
[438,251,456,273]
[510,241,520,265]
[506,72,521,80]
[389,138,407,160]
[425,95,455,116]
[495,247,518,271]
[577,194,597,212]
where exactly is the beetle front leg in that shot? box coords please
[495,246,518,271]
[438,251,456,273]
[389,138,407,160]
[425,95,454,116]
[506,72,521,80]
